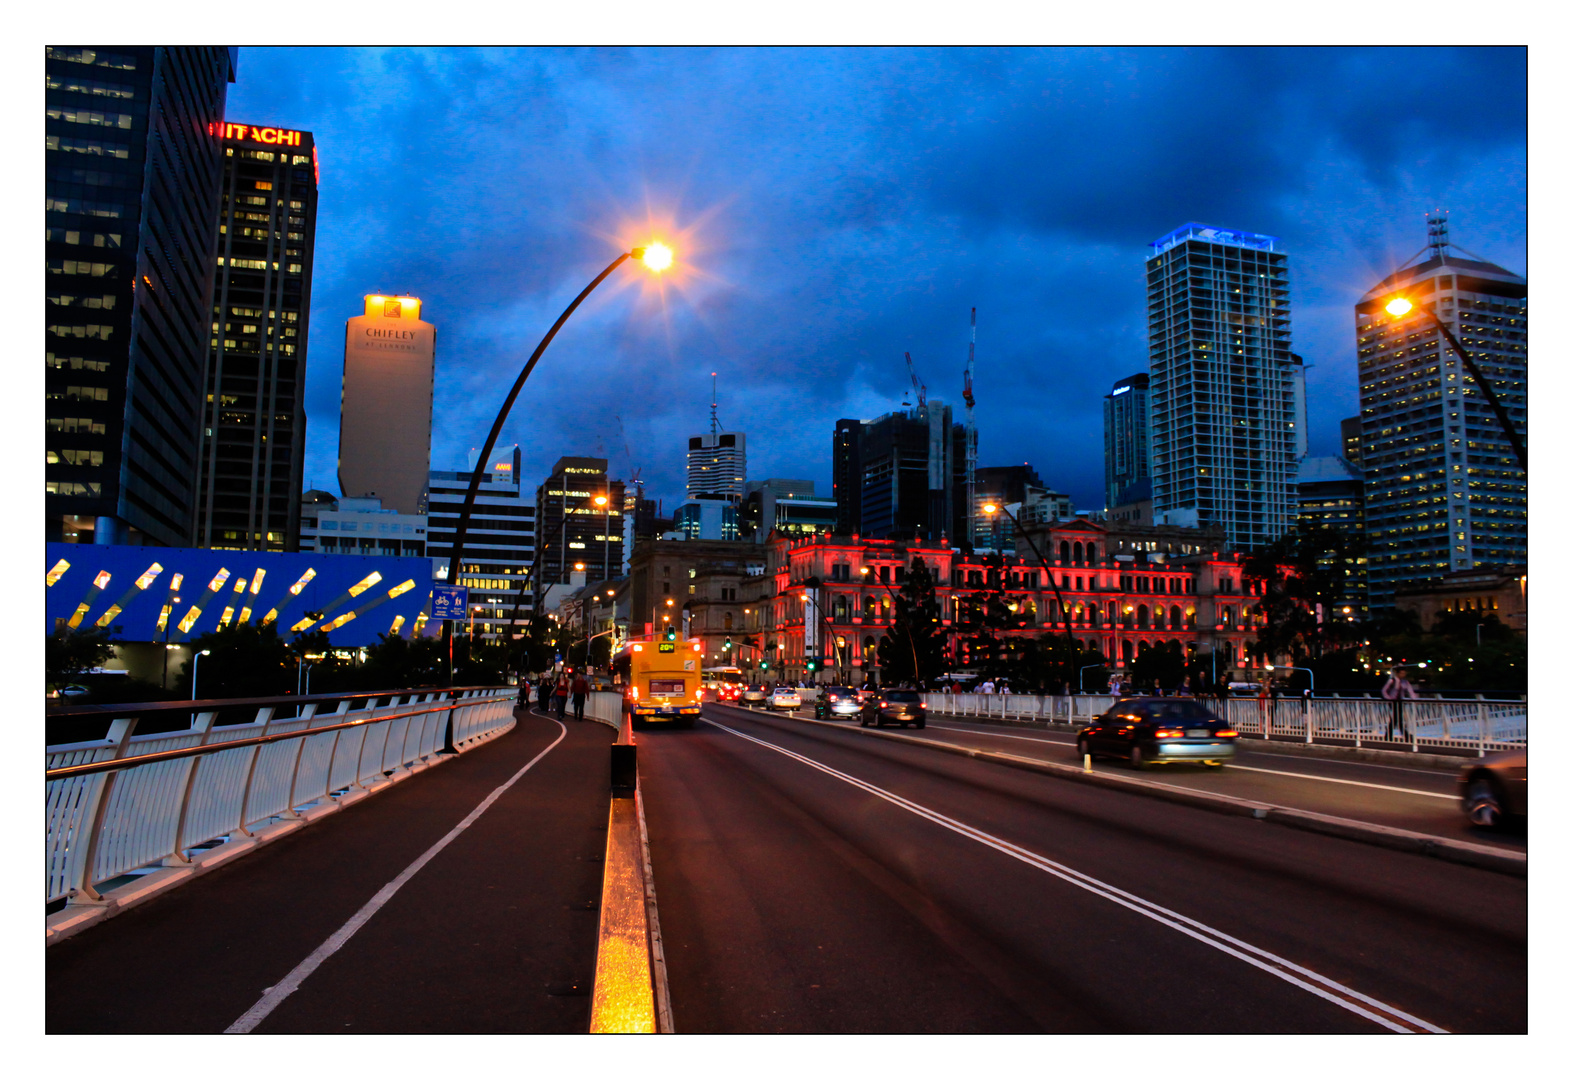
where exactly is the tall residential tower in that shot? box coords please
[1146,223,1300,551]
[1102,372,1150,509]
[197,122,318,551]
[1355,218,1526,609]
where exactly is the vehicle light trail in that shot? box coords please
[703,716,1447,1034]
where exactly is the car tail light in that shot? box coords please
[1216,728,1238,738]
[1155,728,1184,738]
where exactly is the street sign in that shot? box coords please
[431,585,469,620]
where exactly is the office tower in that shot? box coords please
[832,404,965,542]
[426,447,536,641]
[1146,223,1299,551]
[1355,217,1527,609]
[1295,456,1368,618]
[46,46,235,547]
[1103,373,1150,509]
[534,457,624,590]
[739,479,837,542]
[686,432,746,500]
[197,122,318,552]
[1340,415,1363,470]
[338,294,434,516]
[973,464,1043,548]
[672,499,739,541]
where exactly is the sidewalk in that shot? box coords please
[47,708,616,1034]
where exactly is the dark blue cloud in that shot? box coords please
[225,46,1525,511]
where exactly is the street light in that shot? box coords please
[443,242,674,612]
[192,649,211,699]
[859,565,921,688]
[1383,295,1526,471]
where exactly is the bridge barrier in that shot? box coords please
[920,692,1526,754]
[45,686,517,914]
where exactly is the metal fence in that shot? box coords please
[45,687,517,905]
[921,692,1526,755]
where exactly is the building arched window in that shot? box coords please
[1152,606,1165,629]
[724,612,733,630]
[1073,541,1084,564]
[1086,543,1097,563]
[1171,605,1182,628]
[1059,541,1071,563]
[1137,604,1149,628]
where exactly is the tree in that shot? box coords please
[179,623,293,698]
[360,632,448,689]
[1243,524,1365,665]
[951,551,1038,681]
[46,626,115,688]
[284,629,355,694]
[876,556,946,687]
[1129,640,1187,692]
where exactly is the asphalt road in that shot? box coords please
[47,709,614,1034]
[639,702,1526,1034]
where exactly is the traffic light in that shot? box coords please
[724,637,732,651]
[760,658,769,671]
[664,624,676,642]
[806,656,818,672]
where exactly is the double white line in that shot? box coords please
[706,716,1446,1034]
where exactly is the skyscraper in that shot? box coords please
[426,447,537,641]
[1355,218,1526,609]
[1146,223,1299,551]
[533,457,624,593]
[686,432,746,500]
[1102,373,1150,509]
[197,122,318,551]
[832,404,967,542]
[338,294,434,516]
[46,46,235,547]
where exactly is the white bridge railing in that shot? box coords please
[921,692,1526,754]
[45,687,518,906]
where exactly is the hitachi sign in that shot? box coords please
[221,123,305,146]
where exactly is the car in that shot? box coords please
[1076,697,1238,769]
[716,683,742,703]
[47,684,90,700]
[814,686,862,720]
[770,687,802,711]
[1458,748,1527,828]
[741,684,767,704]
[860,689,927,728]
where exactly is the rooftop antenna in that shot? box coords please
[1427,210,1451,262]
[710,372,723,434]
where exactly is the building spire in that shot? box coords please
[1427,210,1450,262]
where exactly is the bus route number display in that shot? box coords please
[657,641,676,653]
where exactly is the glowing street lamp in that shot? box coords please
[1383,295,1526,471]
[980,502,1080,653]
[444,241,675,596]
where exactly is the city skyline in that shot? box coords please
[222,47,1527,516]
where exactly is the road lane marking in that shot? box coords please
[928,724,1452,798]
[703,715,1447,1034]
[226,714,568,1034]
[1221,764,1453,799]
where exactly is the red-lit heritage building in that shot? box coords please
[686,519,1273,686]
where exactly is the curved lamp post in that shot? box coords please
[1383,296,1526,471]
[444,243,673,595]
[859,565,923,688]
[981,502,1084,659]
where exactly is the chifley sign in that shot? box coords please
[219,123,305,146]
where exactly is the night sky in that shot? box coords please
[224,47,1526,514]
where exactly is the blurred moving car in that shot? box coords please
[769,686,802,712]
[1076,697,1237,769]
[814,686,861,719]
[741,684,767,705]
[1458,748,1527,828]
[860,689,926,728]
[716,683,742,703]
[47,684,90,700]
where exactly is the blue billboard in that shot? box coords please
[45,543,439,646]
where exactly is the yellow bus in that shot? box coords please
[614,637,704,728]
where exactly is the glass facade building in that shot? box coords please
[427,447,537,642]
[533,457,624,594]
[1102,373,1150,509]
[1146,223,1300,552]
[197,122,318,551]
[46,46,235,548]
[1355,237,1527,609]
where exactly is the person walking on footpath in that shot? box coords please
[1381,667,1418,739]
[553,674,570,720]
[571,670,590,721]
[538,676,553,712]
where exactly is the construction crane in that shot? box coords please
[904,352,927,409]
[614,413,642,501]
[963,308,978,546]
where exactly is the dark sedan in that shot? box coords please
[1459,748,1527,828]
[859,689,926,729]
[1076,697,1238,769]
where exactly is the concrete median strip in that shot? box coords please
[790,714,1526,879]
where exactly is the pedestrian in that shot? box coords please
[537,676,551,712]
[553,675,569,720]
[1180,675,1191,697]
[1381,667,1418,739]
[572,670,590,721]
